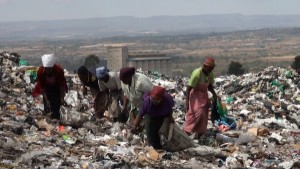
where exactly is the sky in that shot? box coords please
[0,0,300,22]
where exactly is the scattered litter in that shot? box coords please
[0,52,299,168]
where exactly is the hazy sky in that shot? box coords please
[0,0,300,22]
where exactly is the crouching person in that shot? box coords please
[131,86,174,150]
[32,54,68,120]
[77,66,106,119]
[96,67,122,122]
[119,67,154,122]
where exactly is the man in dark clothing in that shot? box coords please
[77,66,107,118]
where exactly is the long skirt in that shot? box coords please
[184,104,209,135]
[184,81,210,136]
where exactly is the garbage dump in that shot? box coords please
[0,51,299,168]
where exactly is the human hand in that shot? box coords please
[130,124,139,134]
[81,87,87,95]
[169,116,175,123]
[121,107,128,113]
[213,94,220,101]
[45,99,51,110]
[61,97,67,106]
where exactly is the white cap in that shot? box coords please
[41,53,56,67]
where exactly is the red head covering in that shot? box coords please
[150,86,166,100]
[119,67,135,81]
[203,57,215,67]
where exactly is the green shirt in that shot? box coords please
[188,67,214,87]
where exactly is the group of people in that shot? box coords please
[32,53,218,150]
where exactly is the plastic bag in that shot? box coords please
[218,116,237,130]
[60,106,89,127]
[211,99,220,124]
[19,59,29,66]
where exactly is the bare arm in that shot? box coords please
[133,113,142,127]
[60,86,66,104]
[208,84,217,99]
[81,85,87,95]
[185,86,192,112]
[122,95,129,113]
[169,110,175,123]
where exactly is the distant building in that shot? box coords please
[107,46,172,76]
[99,59,107,68]
[107,46,128,71]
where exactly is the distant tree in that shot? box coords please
[83,54,99,68]
[291,55,300,73]
[227,61,245,76]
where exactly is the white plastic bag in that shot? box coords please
[60,106,89,127]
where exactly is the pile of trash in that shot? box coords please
[0,51,299,169]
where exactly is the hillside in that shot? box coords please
[2,14,300,39]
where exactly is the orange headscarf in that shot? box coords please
[150,86,166,100]
[203,57,215,67]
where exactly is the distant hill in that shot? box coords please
[1,14,300,40]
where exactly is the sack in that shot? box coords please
[60,106,89,128]
[159,118,194,152]
[211,99,220,124]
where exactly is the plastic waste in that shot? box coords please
[19,59,29,66]
[284,70,292,78]
[217,117,237,130]
[216,133,236,143]
[226,97,233,103]
[62,135,76,144]
[64,90,79,107]
[235,133,256,145]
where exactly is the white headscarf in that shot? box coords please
[41,54,56,67]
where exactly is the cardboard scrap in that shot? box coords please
[291,144,300,149]
[247,128,269,136]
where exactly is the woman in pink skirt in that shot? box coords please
[184,57,218,137]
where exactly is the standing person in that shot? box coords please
[77,66,107,119]
[119,67,154,122]
[32,54,68,119]
[184,57,218,137]
[96,66,122,122]
[131,86,175,149]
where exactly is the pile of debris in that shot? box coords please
[0,51,299,169]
